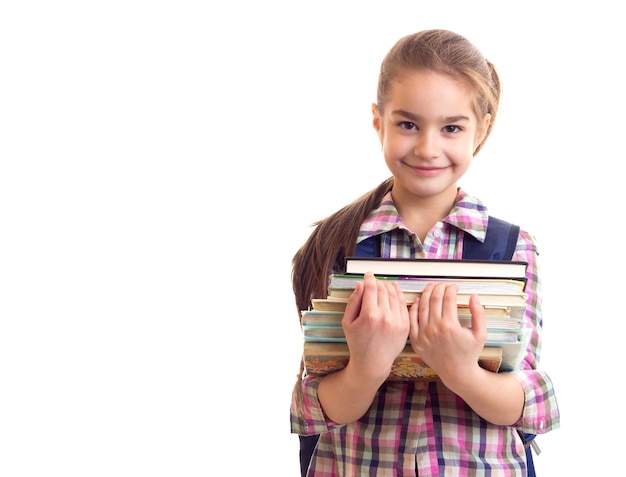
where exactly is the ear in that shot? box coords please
[372,103,383,141]
[473,113,491,152]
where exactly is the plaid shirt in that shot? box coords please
[291,189,560,476]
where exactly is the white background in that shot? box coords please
[1,1,622,475]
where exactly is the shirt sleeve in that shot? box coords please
[290,373,337,436]
[512,369,560,434]
[510,230,560,434]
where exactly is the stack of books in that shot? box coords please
[301,257,531,381]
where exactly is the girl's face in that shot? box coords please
[373,70,490,204]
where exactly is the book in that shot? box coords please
[302,342,504,381]
[311,298,353,312]
[310,299,526,319]
[322,290,529,308]
[302,326,522,344]
[344,256,528,280]
[458,318,523,331]
[457,304,525,320]
[498,328,531,372]
[301,258,532,380]
[329,273,527,294]
[327,273,527,306]
[300,310,345,326]
[301,308,524,328]
[301,310,524,344]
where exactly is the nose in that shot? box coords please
[413,130,440,159]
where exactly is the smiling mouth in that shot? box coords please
[409,164,449,176]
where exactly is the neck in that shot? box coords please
[390,186,458,242]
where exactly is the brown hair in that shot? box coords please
[292,177,393,313]
[292,29,501,315]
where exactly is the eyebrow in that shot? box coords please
[391,109,470,123]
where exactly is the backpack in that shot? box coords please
[299,216,538,477]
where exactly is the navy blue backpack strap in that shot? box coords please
[354,233,382,259]
[299,435,318,477]
[462,216,520,260]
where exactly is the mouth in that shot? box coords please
[408,164,450,177]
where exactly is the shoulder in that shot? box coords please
[516,228,539,254]
[485,217,538,257]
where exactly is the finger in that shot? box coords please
[427,282,448,321]
[391,281,408,314]
[375,277,391,310]
[343,280,364,325]
[360,272,379,311]
[389,282,410,335]
[441,283,459,324]
[469,294,487,343]
[418,282,435,327]
[408,296,420,346]
[384,280,401,311]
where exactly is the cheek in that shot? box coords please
[382,142,407,166]
[447,142,475,166]
[382,133,410,155]
[382,145,403,172]
[457,137,477,154]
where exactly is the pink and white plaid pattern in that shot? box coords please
[291,189,560,476]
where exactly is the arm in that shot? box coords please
[445,365,525,426]
[408,283,524,425]
[408,230,560,431]
[510,230,560,433]
[317,272,410,424]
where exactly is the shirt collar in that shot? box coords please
[357,188,490,244]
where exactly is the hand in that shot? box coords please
[408,282,487,381]
[342,272,410,381]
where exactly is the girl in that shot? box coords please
[290,29,560,476]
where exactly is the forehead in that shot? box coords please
[386,70,479,117]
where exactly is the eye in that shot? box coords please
[399,121,417,130]
[443,125,461,134]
